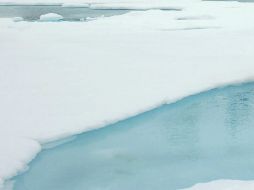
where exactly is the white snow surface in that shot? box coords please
[1,1,254,189]
[39,13,63,21]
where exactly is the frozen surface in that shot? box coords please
[39,13,63,21]
[1,0,254,189]
[11,83,254,190]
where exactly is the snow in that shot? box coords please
[1,0,254,190]
[39,13,63,21]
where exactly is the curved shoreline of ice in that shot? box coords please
[6,82,254,190]
[2,82,254,190]
[1,1,254,189]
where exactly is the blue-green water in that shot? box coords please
[12,82,254,190]
[0,5,179,22]
[0,5,129,21]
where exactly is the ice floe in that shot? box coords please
[39,13,63,21]
[1,0,254,189]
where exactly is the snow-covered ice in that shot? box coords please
[1,0,254,189]
[39,13,63,21]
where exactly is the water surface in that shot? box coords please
[12,82,254,190]
[0,5,129,21]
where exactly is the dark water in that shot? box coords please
[11,82,254,190]
[0,5,129,21]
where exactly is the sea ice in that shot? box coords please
[39,13,63,21]
[1,1,254,189]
